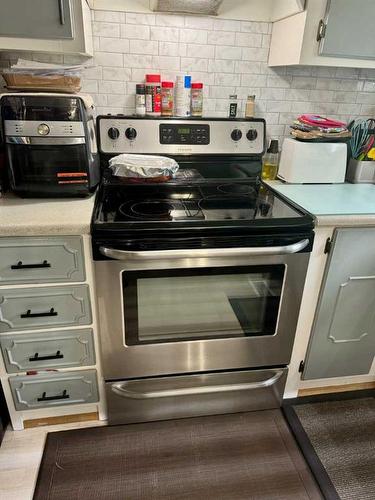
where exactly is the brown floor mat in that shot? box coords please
[284,397,375,500]
[33,410,322,500]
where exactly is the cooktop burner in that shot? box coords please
[216,183,257,196]
[117,198,204,221]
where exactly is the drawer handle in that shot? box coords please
[20,308,58,319]
[37,389,69,402]
[29,350,64,362]
[11,260,51,270]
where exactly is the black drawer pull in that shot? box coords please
[11,260,51,270]
[20,308,58,319]
[29,350,64,362]
[37,389,69,402]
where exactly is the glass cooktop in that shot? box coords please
[95,178,306,226]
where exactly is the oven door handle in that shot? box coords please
[111,369,284,399]
[99,239,309,261]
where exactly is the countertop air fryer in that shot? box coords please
[0,93,100,197]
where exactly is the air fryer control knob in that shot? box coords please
[108,127,120,140]
[125,127,137,140]
[246,129,258,141]
[231,129,242,141]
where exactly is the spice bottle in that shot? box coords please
[175,75,191,117]
[161,81,174,116]
[228,94,238,118]
[191,83,203,117]
[145,74,161,116]
[261,139,279,181]
[135,84,146,116]
[245,95,255,118]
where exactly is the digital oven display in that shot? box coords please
[159,124,210,145]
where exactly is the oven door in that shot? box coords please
[95,240,311,379]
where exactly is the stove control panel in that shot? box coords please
[160,124,210,145]
[99,117,265,155]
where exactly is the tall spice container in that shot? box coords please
[191,83,203,117]
[145,74,161,116]
[175,75,191,117]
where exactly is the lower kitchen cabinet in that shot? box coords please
[0,285,92,332]
[0,329,95,373]
[303,228,375,379]
[9,369,99,411]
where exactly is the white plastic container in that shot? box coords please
[175,75,191,117]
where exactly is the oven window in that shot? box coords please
[123,266,284,345]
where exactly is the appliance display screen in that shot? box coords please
[177,127,191,134]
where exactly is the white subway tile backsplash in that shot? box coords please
[240,21,269,34]
[99,80,125,94]
[235,33,262,48]
[121,24,150,40]
[215,73,241,86]
[29,8,362,143]
[185,15,214,30]
[180,28,208,44]
[357,92,375,104]
[123,54,152,68]
[208,59,235,73]
[155,14,185,27]
[213,19,241,32]
[216,45,241,60]
[187,44,215,59]
[95,10,125,23]
[207,31,235,46]
[93,21,120,38]
[126,12,156,25]
[150,26,179,42]
[241,74,267,87]
[159,42,187,57]
[241,47,269,62]
[94,51,123,67]
[181,57,207,72]
[152,55,180,70]
[81,80,98,93]
[129,40,159,55]
[103,67,131,81]
[100,37,130,53]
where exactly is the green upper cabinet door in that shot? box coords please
[0,0,73,39]
[0,236,85,285]
[303,228,375,380]
[319,0,375,59]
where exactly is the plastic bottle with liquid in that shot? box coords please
[261,139,279,180]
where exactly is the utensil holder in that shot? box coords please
[346,158,375,184]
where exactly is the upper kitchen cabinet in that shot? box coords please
[0,0,93,57]
[269,0,375,68]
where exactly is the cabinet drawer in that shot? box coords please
[0,329,95,373]
[0,285,92,332]
[9,369,98,410]
[0,236,85,284]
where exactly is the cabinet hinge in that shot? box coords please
[316,19,326,42]
[298,360,305,374]
[324,237,332,254]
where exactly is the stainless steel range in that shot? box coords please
[92,116,314,425]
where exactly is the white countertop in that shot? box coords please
[0,193,95,236]
[266,181,375,227]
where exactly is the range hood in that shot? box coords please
[151,0,223,16]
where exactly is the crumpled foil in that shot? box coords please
[109,154,179,178]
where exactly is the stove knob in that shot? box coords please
[108,127,120,140]
[125,127,137,141]
[231,129,242,141]
[246,129,258,141]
